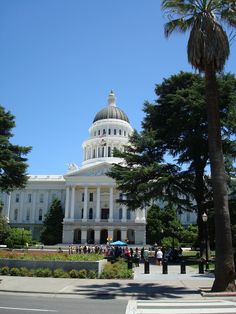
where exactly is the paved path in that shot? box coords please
[125,299,236,314]
[0,263,216,299]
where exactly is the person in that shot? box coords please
[156,248,163,265]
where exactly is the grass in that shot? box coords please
[0,250,104,262]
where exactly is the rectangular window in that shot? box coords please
[26,209,30,221]
[89,193,93,202]
[39,209,43,221]
[114,129,116,135]
[108,129,111,135]
[82,193,84,202]
[28,194,32,203]
[39,194,44,203]
[15,194,20,203]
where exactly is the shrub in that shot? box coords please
[19,267,30,277]
[87,270,97,279]
[10,267,21,276]
[34,268,52,277]
[100,258,133,279]
[0,266,9,275]
[78,269,87,278]
[53,268,69,278]
[69,269,80,278]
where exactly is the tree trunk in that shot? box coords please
[205,64,236,292]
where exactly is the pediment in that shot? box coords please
[64,162,113,178]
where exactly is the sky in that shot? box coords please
[1,0,236,175]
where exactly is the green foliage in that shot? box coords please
[162,237,179,249]
[180,224,198,246]
[40,199,64,245]
[0,250,103,261]
[0,266,9,275]
[100,259,133,279]
[0,106,31,192]
[69,269,80,278]
[9,267,21,276]
[87,270,97,279]
[34,268,52,277]
[5,228,33,248]
[53,268,69,278]
[19,267,32,277]
[78,269,87,278]
[0,215,10,244]
[146,205,182,244]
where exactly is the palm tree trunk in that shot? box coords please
[205,64,236,292]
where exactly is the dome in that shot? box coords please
[93,91,130,123]
[93,106,129,123]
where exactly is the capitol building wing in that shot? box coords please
[0,91,146,245]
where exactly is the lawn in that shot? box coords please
[0,249,104,261]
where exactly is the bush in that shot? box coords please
[34,268,52,277]
[53,268,69,278]
[69,269,80,278]
[19,267,31,277]
[100,259,133,279]
[78,269,87,278]
[162,236,180,249]
[10,267,21,276]
[87,270,97,279]
[0,266,9,275]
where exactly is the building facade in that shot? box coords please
[0,91,146,245]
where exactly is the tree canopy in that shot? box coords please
[0,106,31,192]
[40,199,64,245]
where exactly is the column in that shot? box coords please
[44,191,49,218]
[65,186,70,219]
[108,187,113,222]
[82,187,88,222]
[95,186,100,222]
[70,186,75,220]
[94,228,100,244]
[81,230,87,244]
[108,228,113,242]
[121,229,127,242]
[121,205,127,222]
[19,192,24,223]
[31,191,37,223]
[6,192,11,222]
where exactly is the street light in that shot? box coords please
[202,212,209,270]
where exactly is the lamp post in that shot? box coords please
[202,212,209,271]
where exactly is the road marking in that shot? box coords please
[0,307,57,312]
[126,300,236,314]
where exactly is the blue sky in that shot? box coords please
[1,0,236,175]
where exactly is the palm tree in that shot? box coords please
[161,0,236,292]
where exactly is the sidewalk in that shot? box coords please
[0,264,217,299]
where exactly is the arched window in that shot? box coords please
[39,209,43,221]
[108,129,111,135]
[102,146,105,157]
[108,146,111,157]
[119,129,122,135]
[93,149,96,158]
[14,209,18,221]
[89,208,93,219]
[114,129,116,135]
[119,208,122,220]
[103,129,106,135]
[98,130,101,136]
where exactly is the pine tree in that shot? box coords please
[40,199,64,245]
[0,106,31,192]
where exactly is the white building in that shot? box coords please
[0,91,146,245]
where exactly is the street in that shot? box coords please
[0,294,128,314]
